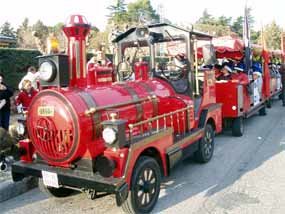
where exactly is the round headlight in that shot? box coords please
[102,127,117,145]
[39,61,57,82]
[16,122,25,135]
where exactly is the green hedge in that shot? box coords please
[0,48,41,89]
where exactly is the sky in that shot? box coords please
[0,0,284,31]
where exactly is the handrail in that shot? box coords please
[128,105,193,141]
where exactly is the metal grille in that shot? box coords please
[33,118,74,160]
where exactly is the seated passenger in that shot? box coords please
[233,67,249,85]
[252,71,263,94]
[15,80,38,112]
[214,64,222,78]
[96,51,112,67]
[216,64,233,81]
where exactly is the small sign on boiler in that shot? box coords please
[38,106,54,117]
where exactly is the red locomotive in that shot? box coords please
[12,15,222,213]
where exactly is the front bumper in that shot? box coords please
[12,161,128,206]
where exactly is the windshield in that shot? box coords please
[117,41,150,81]
[154,38,188,81]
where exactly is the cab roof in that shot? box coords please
[113,23,212,43]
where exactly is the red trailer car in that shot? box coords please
[210,36,269,136]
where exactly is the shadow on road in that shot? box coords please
[153,99,285,213]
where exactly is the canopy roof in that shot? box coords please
[213,36,244,59]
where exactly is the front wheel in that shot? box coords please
[38,178,74,198]
[122,156,161,214]
[194,124,215,163]
[232,117,244,137]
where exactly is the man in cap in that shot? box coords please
[233,66,249,85]
[216,63,233,81]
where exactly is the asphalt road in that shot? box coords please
[2,99,285,214]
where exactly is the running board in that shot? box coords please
[245,103,265,118]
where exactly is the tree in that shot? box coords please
[196,9,215,25]
[263,21,282,50]
[231,16,243,37]
[16,18,39,49]
[107,0,128,26]
[31,20,49,53]
[195,10,231,36]
[127,0,159,24]
[21,18,29,31]
[32,20,49,39]
[0,22,16,37]
[217,16,232,26]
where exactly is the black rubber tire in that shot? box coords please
[122,156,161,214]
[38,178,74,198]
[266,99,272,108]
[232,117,244,137]
[194,124,215,163]
[259,105,267,116]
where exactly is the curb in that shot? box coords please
[0,176,38,202]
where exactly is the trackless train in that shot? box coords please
[10,14,282,213]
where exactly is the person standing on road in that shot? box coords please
[0,73,14,130]
[279,63,285,106]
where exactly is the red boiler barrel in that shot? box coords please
[27,79,193,165]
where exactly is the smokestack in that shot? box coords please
[63,15,90,87]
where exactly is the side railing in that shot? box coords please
[128,105,193,141]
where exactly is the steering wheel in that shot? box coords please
[159,61,186,81]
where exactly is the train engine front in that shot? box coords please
[12,15,222,214]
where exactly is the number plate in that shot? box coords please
[42,171,59,188]
[38,106,55,117]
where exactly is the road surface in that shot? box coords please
[1,100,285,214]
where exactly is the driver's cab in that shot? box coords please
[113,23,216,109]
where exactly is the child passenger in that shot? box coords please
[15,80,38,112]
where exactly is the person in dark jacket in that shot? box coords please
[216,64,233,81]
[279,63,285,106]
[0,73,14,130]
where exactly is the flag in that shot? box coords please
[243,6,251,73]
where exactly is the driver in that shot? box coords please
[173,53,187,69]
[216,64,233,81]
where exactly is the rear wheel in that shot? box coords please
[122,156,161,214]
[194,124,214,163]
[259,105,267,116]
[38,178,74,198]
[232,117,244,137]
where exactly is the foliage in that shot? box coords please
[17,18,38,49]
[0,22,16,38]
[194,8,262,44]
[107,0,128,26]
[0,48,41,88]
[262,21,282,50]
[127,0,159,24]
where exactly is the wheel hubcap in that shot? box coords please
[136,168,156,206]
[204,129,213,157]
